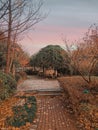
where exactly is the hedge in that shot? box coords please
[0,71,17,101]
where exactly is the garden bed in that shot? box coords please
[0,95,37,129]
[0,97,19,128]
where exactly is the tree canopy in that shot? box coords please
[30,45,68,70]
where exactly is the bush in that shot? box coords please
[25,69,38,75]
[15,71,27,82]
[6,96,37,127]
[15,73,22,82]
[0,71,17,101]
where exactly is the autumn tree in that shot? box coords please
[0,32,29,73]
[14,44,29,68]
[0,0,45,73]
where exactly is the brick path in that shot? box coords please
[29,96,77,130]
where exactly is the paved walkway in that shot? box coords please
[17,77,61,92]
[17,76,77,130]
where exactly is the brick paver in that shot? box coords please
[32,96,77,130]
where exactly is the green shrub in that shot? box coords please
[6,96,37,127]
[0,71,17,101]
[15,72,27,82]
[27,96,36,103]
[15,73,22,82]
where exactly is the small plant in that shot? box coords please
[6,96,37,127]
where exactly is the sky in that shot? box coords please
[20,0,98,56]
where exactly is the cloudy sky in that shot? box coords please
[20,0,98,55]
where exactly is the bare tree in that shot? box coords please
[0,0,8,20]
[63,38,76,76]
[0,0,45,73]
[64,24,98,86]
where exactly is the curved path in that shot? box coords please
[17,76,77,130]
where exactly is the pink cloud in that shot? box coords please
[20,25,87,55]
[29,25,87,42]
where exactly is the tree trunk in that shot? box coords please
[43,66,45,75]
[11,64,15,76]
[69,65,73,76]
[5,0,12,73]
